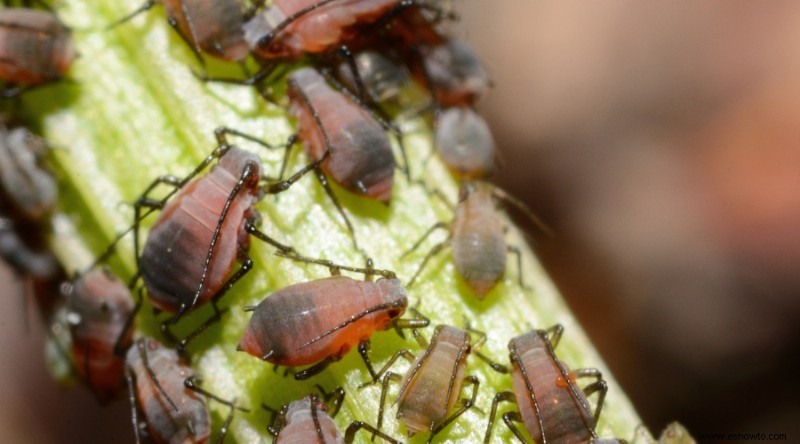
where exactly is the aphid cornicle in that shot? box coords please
[0,119,57,220]
[133,129,313,350]
[483,326,623,444]
[63,268,135,403]
[237,253,428,380]
[405,181,548,298]
[112,0,250,64]
[367,324,481,443]
[0,8,76,97]
[268,389,400,444]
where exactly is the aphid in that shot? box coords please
[0,7,76,97]
[434,106,494,179]
[62,268,136,403]
[288,67,397,203]
[368,324,482,443]
[483,326,621,444]
[0,120,57,220]
[405,181,549,298]
[112,0,251,65]
[411,38,490,108]
[237,252,429,380]
[267,388,400,443]
[133,128,314,350]
[125,337,244,444]
[335,49,410,107]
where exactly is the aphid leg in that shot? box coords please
[294,356,337,380]
[275,250,398,279]
[176,308,230,355]
[315,385,346,417]
[245,219,295,254]
[483,391,517,444]
[263,149,328,194]
[501,411,528,444]
[344,421,400,444]
[107,0,157,30]
[358,340,378,380]
[124,364,143,444]
[426,375,480,444]
[572,368,608,426]
[464,324,510,373]
[214,127,298,181]
[184,374,250,412]
[359,349,415,387]
[506,245,530,290]
[541,324,564,349]
[401,221,449,258]
[491,186,553,236]
[413,180,455,210]
[334,45,368,103]
[194,63,278,88]
[111,286,143,356]
[131,174,183,269]
[214,398,237,444]
[376,371,403,437]
[165,15,207,74]
[313,167,364,255]
[392,305,430,346]
[405,237,451,288]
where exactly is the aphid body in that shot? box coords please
[449,181,506,296]
[336,50,410,106]
[239,275,407,367]
[64,268,135,403]
[244,0,399,59]
[161,0,249,61]
[126,338,211,444]
[434,106,494,179]
[0,121,57,220]
[394,325,471,435]
[288,67,395,202]
[416,39,489,107]
[0,8,76,87]
[140,146,261,314]
[276,395,341,443]
[509,331,596,444]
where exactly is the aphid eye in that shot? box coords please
[388,309,402,318]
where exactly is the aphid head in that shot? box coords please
[377,278,408,319]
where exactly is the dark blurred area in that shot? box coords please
[459,0,800,439]
[3,1,800,442]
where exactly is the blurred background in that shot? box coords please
[3,0,800,441]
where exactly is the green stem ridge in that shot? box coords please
[25,1,641,442]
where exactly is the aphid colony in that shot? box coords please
[0,1,690,443]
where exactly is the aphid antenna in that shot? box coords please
[275,250,397,279]
[106,0,157,30]
[490,184,553,237]
[358,348,415,388]
[184,375,251,412]
[314,385,346,417]
[134,339,183,415]
[124,365,143,444]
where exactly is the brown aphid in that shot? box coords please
[126,338,210,444]
[405,181,548,298]
[0,119,57,220]
[369,324,480,443]
[434,106,495,179]
[483,326,622,444]
[243,0,403,60]
[268,389,400,444]
[238,253,428,380]
[413,39,490,108]
[63,268,136,403]
[0,8,76,96]
[133,129,309,349]
[288,67,396,203]
[113,0,250,63]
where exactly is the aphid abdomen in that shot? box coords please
[289,68,395,201]
[126,339,211,444]
[435,107,495,179]
[451,192,506,296]
[396,326,470,434]
[0,9,75,85]
[511,333,594,444]
[277,397,341,444]
[420,40,490,107]
[162,0,248,61]
[0,125,56,219]
[142,149,259,312]
[67,269,135,402]
[239,276,401,366]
